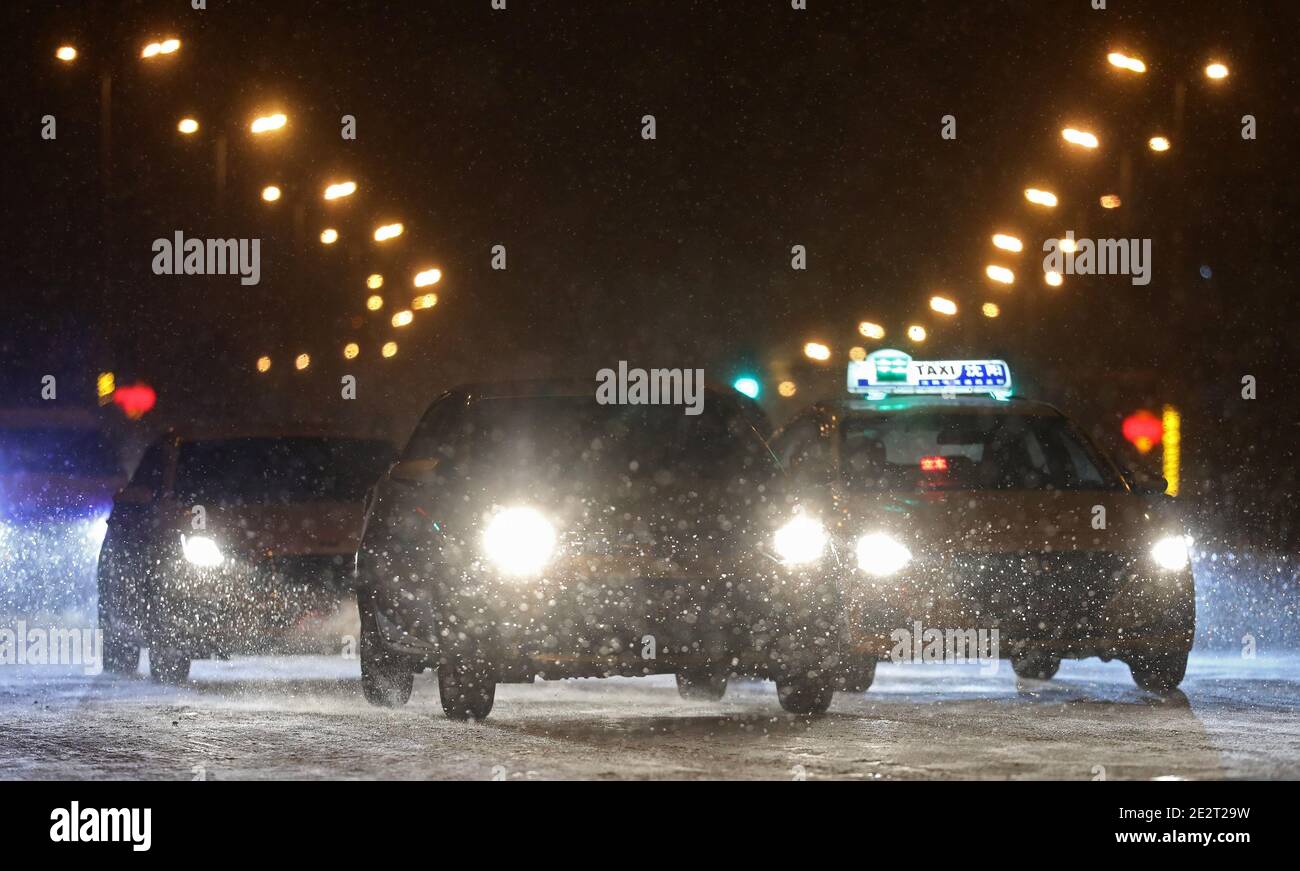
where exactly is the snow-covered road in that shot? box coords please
[2,652,1297,780]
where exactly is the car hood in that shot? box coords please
[837,489,1184,554]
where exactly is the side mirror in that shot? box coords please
[389,458,441,486]
[114,485,156,505]
[1120,468,1168,496]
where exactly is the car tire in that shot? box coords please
[1127,649,1189,694]
[149,649,191,685]
[437,661,496,721]
[359,602,414,708]
[676,669,728,701]
[1011,651,1061,681]
[835,654,877,693]
[775,674,835,716]
[102,632,140,675]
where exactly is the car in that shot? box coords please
[0,408,124,614]
[768,350,1196,694]
[355,379,854,720]
[96,431,395,682]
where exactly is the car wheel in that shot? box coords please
[775,674,835,716]
[835,654,877,693]
[1127,649,1189,694]
[1011,651,1061,681]
[437,661,496,721]
[149,649,191,685]
[676,669,728,701]
[359,601,414,708]
[102,631,140,675]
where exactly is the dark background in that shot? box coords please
[2,0,1296,547]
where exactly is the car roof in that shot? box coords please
[449,377,738,401]
[171,429,393,447]
[815,395,1065,417]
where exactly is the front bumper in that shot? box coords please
[842,550,1196,660]
[367,552,841,680]
[144,553,357,656]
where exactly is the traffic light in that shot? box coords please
[732,376,760,399]
[1121,409,1162,454]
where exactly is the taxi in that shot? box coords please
[769,350,1196,694]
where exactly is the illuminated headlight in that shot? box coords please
[773,515,827,566]
[85,517,109,546]
[181,534,224,568]
[856,532,912,577]
[482,507,557,577]
[1151,535,1191,571]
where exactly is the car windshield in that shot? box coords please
[841,410,1122,492]
[0,428,120,477]
[175,437,394,504]
[439,396,773,481]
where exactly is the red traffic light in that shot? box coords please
[112,383,156,419]
[1122,409,1163,454]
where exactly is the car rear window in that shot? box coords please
[175,437,394,504]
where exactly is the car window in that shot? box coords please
[840,411,1122,492]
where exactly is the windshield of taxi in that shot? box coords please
[175,437,394,504]
[840,410,1122,492]
[438,396,773,481]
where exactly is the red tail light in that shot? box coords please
[919,456,948,472]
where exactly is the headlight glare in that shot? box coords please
[483,507,557,577]
[1151,535,1190,571]
[856,532,911,576]
[773,515,827,565]
[181,534,224,568]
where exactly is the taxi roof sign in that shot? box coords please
[847,349,1013,400]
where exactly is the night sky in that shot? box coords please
[3,0,1296,545]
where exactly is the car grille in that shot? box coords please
[948,550,1135,636]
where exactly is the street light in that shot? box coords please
[929,296,957,316]
[250,112,287,134]
[1044,270,1063,287]
[391,309,413,328]
[366,273,384,289]
[320,228,339,245]
[1024,188,1058,207]
[373,222,404,242]
[1100,194,1122,209]
[256,355,271,373]
[141,38,181,59]
[906,325,927,343]
[343,343,360,360]
[803,341,831,362]
[849,346,867,361]
[1058,236,1078,253]
[1061,127,1099,149]
[992,233,1023,252]
[366,294,384,311]
[294,353,310,371]
[261,185,281,202]
[985,265,1015,285]
[323,180,357,201]
[56,45,77,62]
[981,302,1000,318]
[1205,62,1229,80]
[778,381,797,397]
[177,117,199,134]
[413,268,442,287]
[381,341,398,358]
[1148,136,1171,152]
[413,293,438,310]
[1106,51,1146,73]
[858,321,885,340]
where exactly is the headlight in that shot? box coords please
[482,507,557,577]
[1151,535,1191,571]
[181,534,224,568]
[856,532,911,576]
[773,515,827,565]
